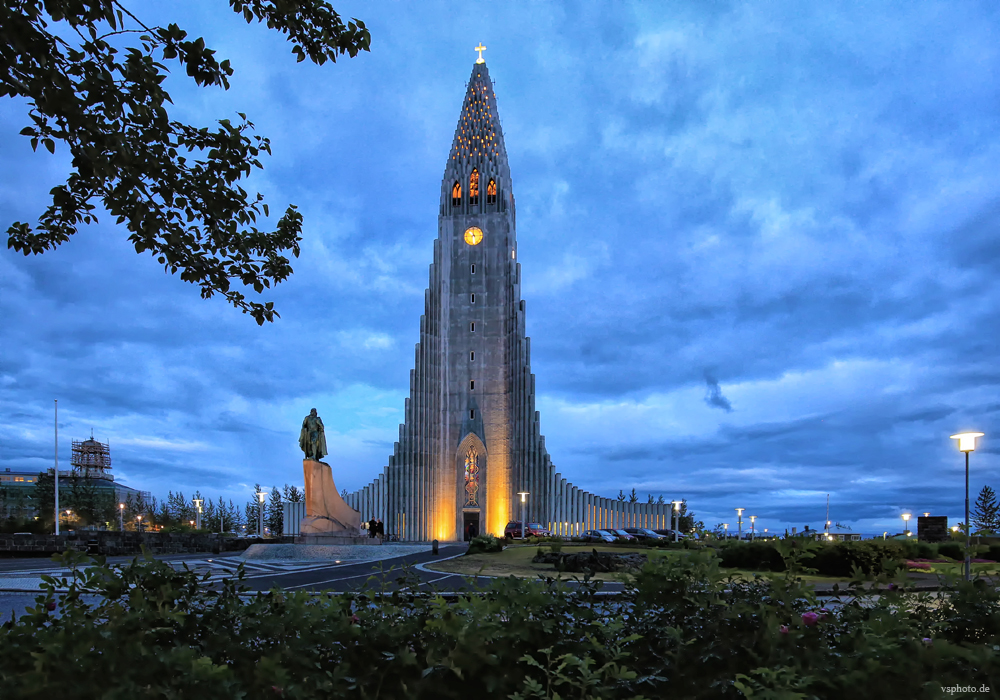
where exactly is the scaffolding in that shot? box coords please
[71,435,112,480]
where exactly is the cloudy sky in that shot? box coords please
[2,1,998,535]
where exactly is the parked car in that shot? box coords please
[653,529,686,540]
[504,521,552,539]
[581,529,617,543]
[623,527,668,541]
[609,529,638,542]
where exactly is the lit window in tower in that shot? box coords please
[469,169,480,205]
[452,181,461,207]
[487,179,497,205]
[464,448,479,506]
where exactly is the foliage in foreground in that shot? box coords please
[1,549,999,699]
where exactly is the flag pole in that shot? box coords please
[54,399,60,535]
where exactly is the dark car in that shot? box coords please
[504,521,552,539]
[623,527,668,541]
[581,529,617,543]
[653,529,686,540]
[609,529,638,542]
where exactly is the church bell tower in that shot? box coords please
[347,52,558,541]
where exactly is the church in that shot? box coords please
[345,51,676,541]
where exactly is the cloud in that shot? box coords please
[1,1,999,534]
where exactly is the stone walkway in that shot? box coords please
[241,542,436,562]
[0,543,445,592]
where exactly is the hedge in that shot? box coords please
[0,549,998,698]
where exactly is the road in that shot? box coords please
[1,544,623,622]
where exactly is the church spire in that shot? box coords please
[446,62,510,175]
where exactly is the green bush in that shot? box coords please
[465,533,504,555]
[986,544,1000,562]
[809,540,904,577]
[718,541,786,572]
[1,549,999,699]
[938,542,964,560]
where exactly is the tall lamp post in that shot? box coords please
[256,491,267,538]
[118,503,124,531]
[735,508,745,539]
[54,399,59,535]
[951,431,984,582]
[723,523,729,539]
[517,492,530,540]
[749,515,757,540]
[192,498,203,530]
[671,500,682,542]
[901,513,911,537]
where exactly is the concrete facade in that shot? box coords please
[345,61,679,541]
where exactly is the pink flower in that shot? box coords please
[349,614,360,625]
[801,611,820,627]
[779,624,789,634]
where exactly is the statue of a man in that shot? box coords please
[299,408,328,461]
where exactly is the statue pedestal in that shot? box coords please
[299,459,363,540]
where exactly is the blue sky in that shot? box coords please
[2,1,998,535]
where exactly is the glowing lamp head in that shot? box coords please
[750,515,757,524]
[902,513,911,522]
[517,491,530,503]
[950,432,984,452]
[735,507,745,517]
[256,491,267,503]
[119,503,124,510]
[723,523,728,530]
[672,500,682,511]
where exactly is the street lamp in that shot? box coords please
[136,514,143,532]
[735,508,745,539]
[901,513,911,537]
[671,500,682,542]
[517,492,530,540]
[951,431,985,582]
[750,515,757,540]
[723,523,729,539]
[118,503,124,531]
[192,497,203,530]
[256,491,268,538]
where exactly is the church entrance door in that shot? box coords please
[463,511,481,541]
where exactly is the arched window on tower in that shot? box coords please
[469,169,480,205]
[487,179,497,205]
[451,181,461,207]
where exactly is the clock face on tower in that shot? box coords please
[464,226,484,246]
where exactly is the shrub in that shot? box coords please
[809,541,903,577]
[985,544,1000,562]
[0,549,998,699]
[718,541,786,572]
[465,533,504,555]
[938,542,964,560]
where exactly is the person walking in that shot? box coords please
[375,518,384,543]
[368,517,377,539]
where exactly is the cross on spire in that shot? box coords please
[475,43,486,64]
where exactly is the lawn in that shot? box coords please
[427,544,852,584]
[426,543,683,582]
[427,543,999,587]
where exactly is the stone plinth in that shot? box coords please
[302,459,362,536]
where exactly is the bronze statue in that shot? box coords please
[299,408,328,461]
